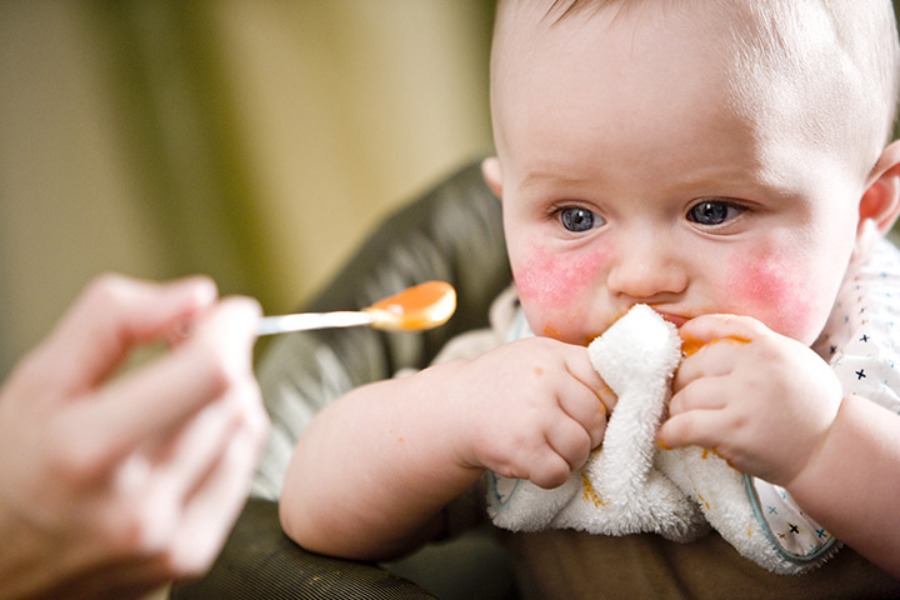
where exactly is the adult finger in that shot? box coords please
[37,274,219,394]
[161,379,265,505]
[166,421,265,576]
[63,296,261,475]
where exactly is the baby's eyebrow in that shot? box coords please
[520,169,603,191]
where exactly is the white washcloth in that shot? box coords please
[487,304,838,574]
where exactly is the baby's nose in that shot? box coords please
[606,234,687,300]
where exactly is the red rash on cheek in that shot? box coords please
[729,250,812,336]
[513,244,609,326]
[515,248,595,302]
[515,251,572,305]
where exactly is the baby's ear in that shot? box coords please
[859,140,900,235]
[481,157,504,201]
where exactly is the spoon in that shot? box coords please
[256,281,457,336]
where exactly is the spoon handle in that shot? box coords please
[256,310,375,336]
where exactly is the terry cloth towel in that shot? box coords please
[487,304,839,574]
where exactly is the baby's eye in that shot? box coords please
[686,200,745,227]
[559,207,603,232]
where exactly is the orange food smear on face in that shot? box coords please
[681,334,751,356]
[542,325,562,339]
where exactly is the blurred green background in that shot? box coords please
[0,1,496,377]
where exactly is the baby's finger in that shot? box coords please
[656,408,724,451]
[544,415,593,471]
[556,379,608,449]
[679,313,767,356]
[561,348,618,412]
[524,445,575,489]
[668,378,728,416]
[674,339,746,392]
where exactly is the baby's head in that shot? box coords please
[490,0,899,178]
[484,0,900,346]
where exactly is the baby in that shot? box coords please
[280,0,900,595]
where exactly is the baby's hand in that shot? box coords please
[450,337,613,489]
[657,315,842,486]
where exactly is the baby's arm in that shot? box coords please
[786,393,900,577]
[279,337,611,561]
[657,314,900,577]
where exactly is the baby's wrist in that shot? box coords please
[406,360,484,469]
[783,394,848,496]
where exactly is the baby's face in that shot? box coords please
[491,2,872,346]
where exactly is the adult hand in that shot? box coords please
[0,274,267,600]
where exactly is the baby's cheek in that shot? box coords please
[515,251,576,305]
[728,251,816,340]
[514,246,607,339]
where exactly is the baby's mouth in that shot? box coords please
[583,308,688,345]
[651,310,688,328]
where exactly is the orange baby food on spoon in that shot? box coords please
[365,281,457,331]
[255,281,457,336]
